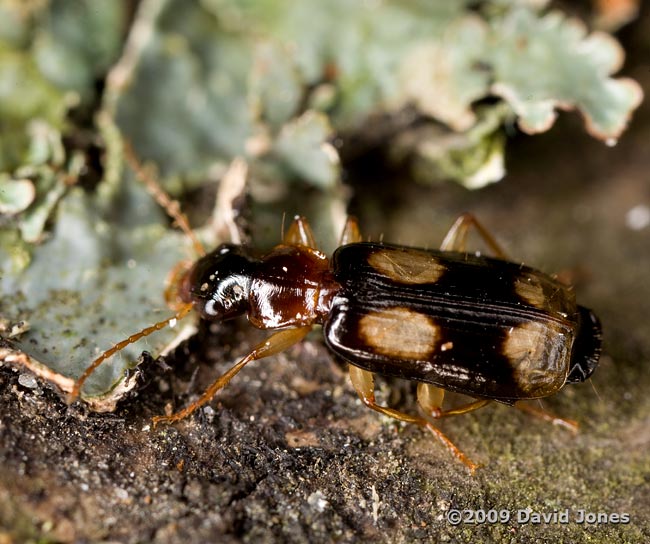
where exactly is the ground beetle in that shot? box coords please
[69,158,601,472]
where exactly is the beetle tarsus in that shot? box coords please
[421,421,480,474]
[515,401,580,434]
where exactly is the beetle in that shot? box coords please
[68,184,601,472]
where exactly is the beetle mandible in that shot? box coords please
[69,154,601,473]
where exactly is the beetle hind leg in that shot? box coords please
[441,213,508,259]
[348,366,479,474]
[515,401,579,433]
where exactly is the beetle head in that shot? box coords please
[181,244,256,321]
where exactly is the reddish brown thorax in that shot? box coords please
[182,243,340,330]
[247,245,340,329]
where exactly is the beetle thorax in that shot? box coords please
[247,245,340,329]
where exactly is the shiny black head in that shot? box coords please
[566,306,602,383]
[182,244,257,321]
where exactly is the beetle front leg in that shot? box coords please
[348,365,479,474]
[152,326,311,426]
[441,213,508,259]
[284,215,318,248]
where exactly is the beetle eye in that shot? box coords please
[184,244,255,320]
[197,276,251,320]
[204,299,218,316]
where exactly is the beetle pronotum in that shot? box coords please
[68,150,601,473]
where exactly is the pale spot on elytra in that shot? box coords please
[368,249,446,285]
[504,321,567,397]
[359,307,438,360]
[513,276,546,308]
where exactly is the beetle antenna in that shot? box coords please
[123,142,206,257]
[66,303,193,403]
[589,378,602,402]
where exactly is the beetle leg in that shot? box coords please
[417,383,491,418]
[339,216,362,245]
[416,383,445,413]
[515,401,579,433]
[284,215,318,248]
[152,326,311,427]
[348,365,479,473]
[441,212,508,259]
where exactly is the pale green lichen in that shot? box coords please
[0,176,35,215]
